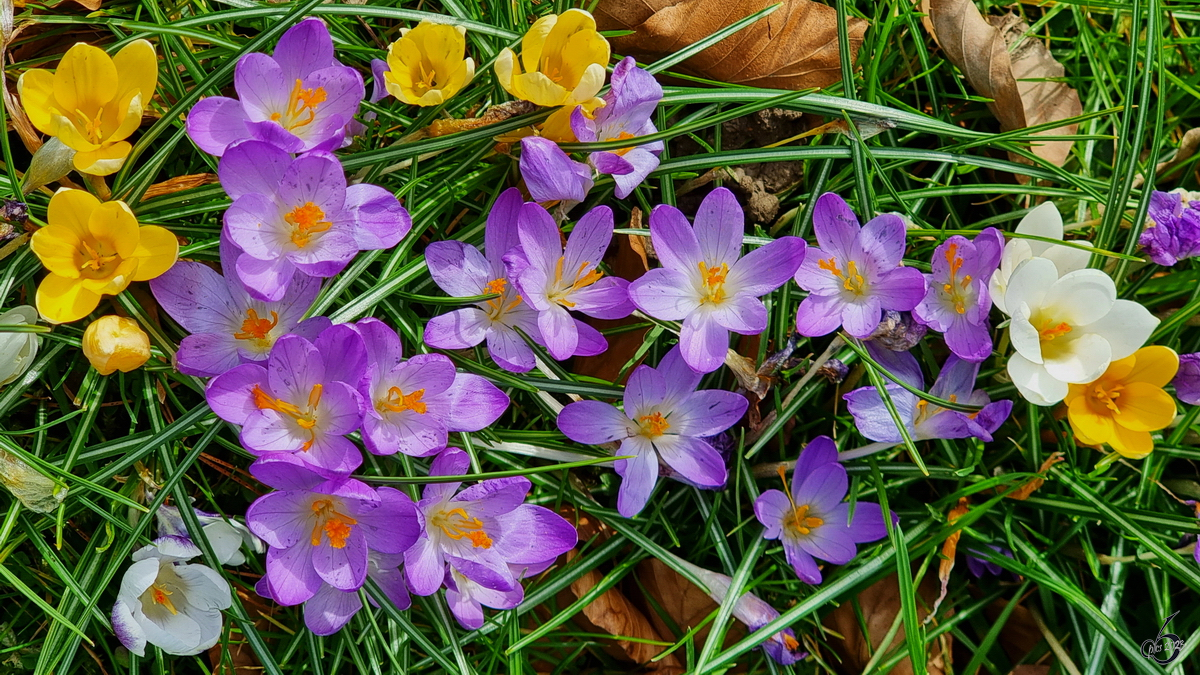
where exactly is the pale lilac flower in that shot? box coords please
[628,188,806,373]
[255,551,410,636]
[844,345,1012,445]
[913,229,1004,362]
[444,560,526,629]
[424,188,556,372]
[508,202,634,361]
[154,503,264,566]
[206,327,368,476]
[187,18,364,156]
[556,347,748,517]
[246,453,420,606]
[1174,353,1200,405]
[404,449,577,599]
[570,57,663,199]
[794,193,926,339]
[220,140,410,302]
[353,318,509,457]
[753,436,890,584]
[1140,190,1200,267]
[519,136,593,213]
[965,544,1011,578]
[150,235,330,377]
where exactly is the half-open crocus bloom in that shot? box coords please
[673,557,807,665]
[1175,353,1200,406]
[18,40,157,175]
[205,328,367,475]
[495,9,609,107]
[155,504,263,567]
[353,318,509,456]
[988,202,1093,315]
[82,315,150,375]
[570,57,663,199]
[519,136,594,214]
[794,193,925,339]
[31,189,178,324]
[425,188,552,370]
[405,448,577,597]
[0,306,41,386]
[256,551,410,636]
[151,236,330,377]
[1140,189,1200,267]
[443,559,527,629]
[629,188,806,373]
[557,347,748,517]
[220,140,409,302]
[112,541,231,657]
[844,345,1012,447]
[965,544,1012,578]
[754,436,890,584]
[382,21,474,106]
[187,18,363,156]
[246,453,420,605]
[913,229,1003,362]
[509,202,633,361]
[1003,257,1158,405]
[1065,346,1179,459]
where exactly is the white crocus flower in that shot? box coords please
[111,541,231,656]
[989,203,1094,315]
[1004,257,1157,405]
[155,504,263,566]
[0,306,41,386]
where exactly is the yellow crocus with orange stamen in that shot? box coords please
[494,9,609,108]
[18,41,158,176]
[30,189,178,324]
[384,21,476,107]
[1065,346,1179,459]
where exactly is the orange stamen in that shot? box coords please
[638,411,670,438]
[380,387,427,414]
[233,309,279,341]
[285,202,333,249]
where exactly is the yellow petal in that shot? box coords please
[520,14,557,74]
[53,43,118,115]
[415,90,446,107]
[112,39,157,111]
[81,257,137,295]
[48,112,100,152]
[48,188,100,238]
[1112,382,1177,432]
[73,141,132,176]
[1101,353,1136,383]
[1108,424,1154,460]
[1124,345,1179,388]
[1064,382,1086,406]
[30,225,83,279]
[83,315,151,375]
[569,62,607,104]
[494,48,518,96]
[1068,395,1114,445]
[88,201,139,258]
[100,91,144,144]
[512,72,569,107]
[36,274,101,324]
[129,225,179,281]
[17,69,56,134]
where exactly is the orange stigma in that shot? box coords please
[638,411,670,438]
[698,261,729,304]
[310,499,358,548]
[285,202,333,249]
[233,309,279,341]
[613,131,638,156]
[776,465,823,535]
[380,387,427,414]
[1038,320,1073,342]
[549,256,604,308]
[271,78,326,130]
[252,383,322,449]
[430,507,492,548]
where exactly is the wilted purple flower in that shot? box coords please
[794,193,926,339]
[206,327,367,475]
[1140,190,1200,267]
[844,345,1012,445]
[220,140,410,302]
[353,317,509,457]
[150,235,330,377]
[1177,354,1200,406]
[187,18,364,156]
[570,57,663,199]
[628,188,806,373]
[868,310,927,352]
[753,436,890,584]
[965,544,1011,578]
[519,136,593,213]
[255,551,410,636]
[913,229,1003,362]
[557,347,748,517]
[424,189,553,372]
[405,449,577,602]
[508,202,633,361]
[246,453,420,606]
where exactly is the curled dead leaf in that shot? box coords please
[142,173,219,200]
[1007,452,1065,501]
[930,497,971,620]
[823,572,948,675]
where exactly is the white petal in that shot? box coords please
[140,605,203,655]
[1007,352,1068,405]
[1043,241,1093,275]
[1008,302,1043,364]
[989,239,1032,315]
[112,600,148,657]
[1042,269,1115,327]
[188,607,225,653]
[1077,299,1159,361]
[175,563,232,611]
[118,558,162,601]
[1016,202,1064,256]
[1003,257,1058,320]
[201,522,246,566]
[1043,332,1112,384]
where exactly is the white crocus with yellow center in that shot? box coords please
[1004,257,1158,405]
[989,203,1094,315]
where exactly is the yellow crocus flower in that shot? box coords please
[17,40,158,176]
[1065,345,1180,459]
[384,21,475,107]
[83,315,151,375]
[31,189,178,324]
[495,9,610,108]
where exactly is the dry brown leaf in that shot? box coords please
[823,572,948,675]
[142,173,218,200]
[925,1,1081,167]
[1006,452,1065,501]
[596,0,867,90]
[930,497,971,621]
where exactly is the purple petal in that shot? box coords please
[363,411,446,457]
[177,333,242,378]
[795,436,839,478]
[302,434,364,475]
[516,202,562,276]
[843,386,912,444]
[928,354,980,402]
[219,140,291,201]
[563,206,614,278]
[615,438,659,518]
[278,154,347,215]
[572,319,608,357]
[679,312,728,373]
[312,530,368,591]
[425,241,491,298]
[793,246,845,296]
[798,519,857,565]
[841,296,883,339]
[648,204,702,273]
[149,261,238,334]
[860,213,907,268]
[304,583,361,636]
[225,193,287,261]
[274,18,335,82]
[403,535,445,596]
[454,476,530,516]
[428,447,470,479]
[668,390,747,438]
[624,363,666,414]
[314,325,367,390]
[812,193,861,259]
[248,452,330,490]
[235,53,288,122]
[873,267,926,312]
[844,502,889,543]
[491,504,578,564]
[653,434,725,487]
[794,293,845,337]
[783,541,823,584]
[354,317,402,381]
[520,137,592,205]
[628,268,700,321]
[240,412,307,454]
[754,489,791,539]
[709,294,767,334]
[656,346,703,403]
[485,189,525,268]
[236,254,296,303]
[246,490,313,548]
[267,334,324,401]
[342,183,410,250]
[186,96,250,156]
[795,462,847,513]
[432,373,509,432]
[727,236,806,296]
[354,487,420,555]
[206,363,269,425]
[866,341,925,389]
[538,305,578,361]
[265,543,322,606]
[425,307,489,350]
[610,148,659,199]
[557,400,633,444]
[694,188,744,267]
[485,324,536,372]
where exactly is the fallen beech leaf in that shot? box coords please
[925,1,1082,167]
[596,0,867,90]
[823,572,948,675]
[142,173,219,200]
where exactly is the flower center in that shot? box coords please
[310,498,358,549]
[548,256,604,308]
[613,131,638,157]
[940,243,973,315]
[480,277,525,320]
[915,393,960,426]
[378,386,426,414]
[777,465,825,536]
[782,633,801,651]
[1038,319,1072,342]
[1089,381,1124,413]
[78,239,121,278]
[233,309,279,343]
[637,411,670,438]
[414,61,438,93]
[73,107,106,143]
[818,256,867,296]
[698,261,729,304]
[270,79,327,131]
[285,202,333,249]
[252,383,323,449]
[149,583,179,615]
[430,507,492,548]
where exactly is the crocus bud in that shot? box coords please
[0,305,42,386]
[83,315,150,375]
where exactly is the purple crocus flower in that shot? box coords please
[753,436,890,584]
[519,136,593,214]
[220,140,410,302]
[404,449,577,600]
[556,347,748,517]
[844,345,1012,446]
[912,229,1003,362]
[187,18,364,156]
[507,202,634,361]
[255,551,410,636]
[965,544,1011,578]
[150,235,331,377]
[628,188,806,373]
[444,560,526,629]
[206,326,367,475]
[794,193,926,339]
[424,188,554,373]
[1140,190,1200,267]
[1175,353,1200,405]
[353,317,509,457]
[570,57,663,199]
[246,453,420,606]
